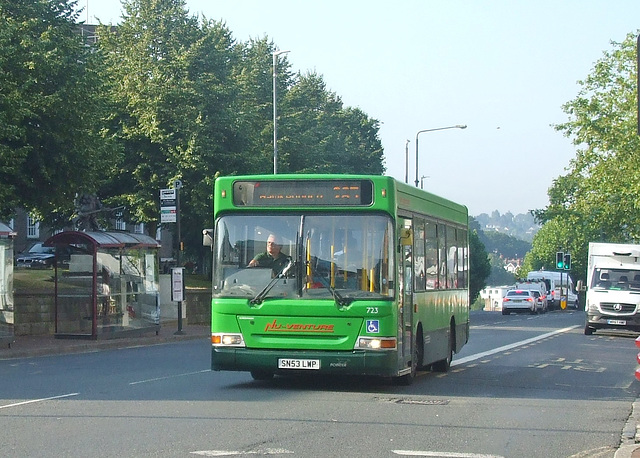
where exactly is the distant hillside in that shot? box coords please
[472,211,539,286]
[474,211,539,243]
[478,230,531,259]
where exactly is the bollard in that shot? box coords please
[636,336,640,381]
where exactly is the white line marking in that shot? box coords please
[191,449,294,456]
[452,325,579,367]
[393,450,504,457]
[0,392,79,410]
[129,369,209,385]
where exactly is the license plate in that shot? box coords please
[607,319,627,326]
[278,358,320,370]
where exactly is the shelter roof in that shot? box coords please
[0,222,16,238]
[45,231,160,249]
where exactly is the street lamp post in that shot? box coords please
[414,124,467,187]
[420,175,430,189]
[404,139,410,183]
[273,49,290,174]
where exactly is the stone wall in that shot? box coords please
[12,287,211,336]
[14,290,55,336]
[184,288,211,325]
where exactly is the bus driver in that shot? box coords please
[248,234,290,275]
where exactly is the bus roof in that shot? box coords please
[213,174,467,225]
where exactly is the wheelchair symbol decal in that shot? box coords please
[366,320,379,333]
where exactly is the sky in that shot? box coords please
[78,0,640,216]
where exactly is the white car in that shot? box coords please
[502,289,543,315]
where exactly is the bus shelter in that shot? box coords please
[45,231,161,340]
[0,222,15,346]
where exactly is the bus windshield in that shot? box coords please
[212,214,395,301]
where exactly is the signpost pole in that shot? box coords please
[174,181,184,335]
[160,183,184,334]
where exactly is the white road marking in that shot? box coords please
[393,451,504,457]
[451,325,579,367]
[0,392,79,410]
[129,369,209,385]
[191,449,294,456]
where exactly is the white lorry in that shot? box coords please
[584,242,640,335]
[526,270,578,310]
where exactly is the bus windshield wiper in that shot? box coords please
[314,273,352,307]
[250,259,293,305]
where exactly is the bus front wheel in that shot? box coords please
[394,329,423,386]
[432,326,454,372]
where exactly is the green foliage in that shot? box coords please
[486,255,517,286]
[97,0,237,235]
[478,231,531,260]
[280,72,385,174]
[0,0,115,222]
[0,0,387,263]
[469,223,491,303]
[532,31,640,284]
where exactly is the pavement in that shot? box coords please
[1,323,640,457]
[617,400,640,458]
[0,321,210,360]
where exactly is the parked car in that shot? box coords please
[502,289,543,315]
[15,242,56,269]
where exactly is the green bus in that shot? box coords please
[207,174,469,384]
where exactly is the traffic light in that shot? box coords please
[564,253,571,270]
[556,252,564,269]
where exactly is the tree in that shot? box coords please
[469,219,491,303]
[98,0,238,261]
[280,72,385,174]
[479,231,531,260]
[94,0,385,264]
[0,0,114,223]
[533,31,640,283]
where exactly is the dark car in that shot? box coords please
[15,242,56,269]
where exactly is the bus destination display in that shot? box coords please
[232,180,373,207]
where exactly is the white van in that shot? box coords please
[526,270,578,310]
[584,242,640,335]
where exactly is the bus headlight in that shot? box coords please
[211,333,245,347]
[355,336,396,350]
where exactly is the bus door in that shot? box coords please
[398,217,413,372]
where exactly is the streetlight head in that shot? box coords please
[457,125,467,129]
[273,49,291,57]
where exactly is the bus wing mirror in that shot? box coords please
[399,228,413,246]
[203,228,213,247]
[577,280,586,292]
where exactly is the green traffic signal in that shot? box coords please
[564,253,571,270]
[556,251,564,269]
